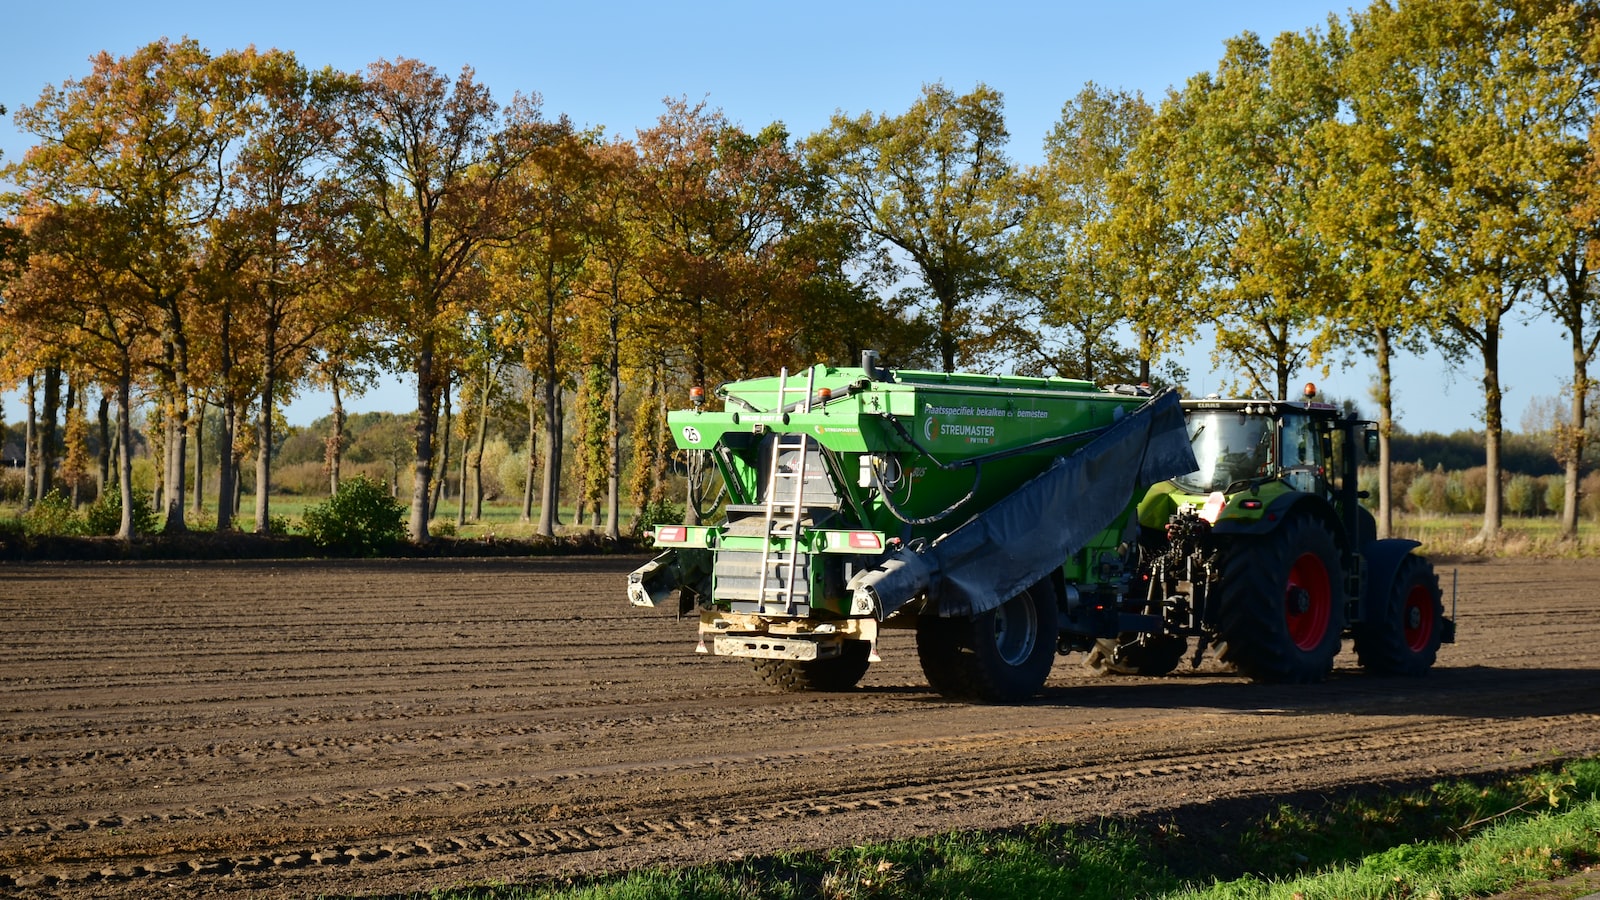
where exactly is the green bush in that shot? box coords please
[22,490,82,536]
[1506,474,1542,517]
[83,488,160,536]
[633,498,686,541]
[300,475,407,554]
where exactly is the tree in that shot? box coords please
[488,120,597,536]
[1102,95,1207,387]
[1541,61,1600,540]
[1313,13,1439,539]
[0,203,155,539]
[1007,84,1150,381]
[632,100,814,388]
[805,83,1024,372]
[1345,0,1594,544]
[9,39,252,533]
[1164,30,1344,400]
[344,58,541,541]
[573,139,644,540]
[211,51,362,533]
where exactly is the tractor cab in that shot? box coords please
[1140,384,1367,535]
[1177,399,1337,500]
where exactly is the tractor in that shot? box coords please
[1090,385,1455,682]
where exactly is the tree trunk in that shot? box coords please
[328,373,346,495]
[161,390,190,534]
[1374,326,1394,540]
[254,368,276,535]
[1477,321,1504,545]
[96,393,110,502]
[408,336,438,543]
[193,398,206,518]
[456,376,471,528]
[216,398,237,532]
[115,363,135,541]
[23,374,35,507]
[471,361,492,522]
[605,327,622,541]
[1562,330,1587,541]
[938,288,958,373]
[538,375,561,536]
[40,365,60,498]
[429,377,449,517]
[522,376,537,523]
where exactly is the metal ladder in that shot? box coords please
[755,367,816,614]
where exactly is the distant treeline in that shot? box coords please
[1389,430,1566,478]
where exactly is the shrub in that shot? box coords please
[300,475,407,554]
[496,449,530,505]
[1406,466,1450,514]
[633,498,686,541]
[1389,461,1424,506]
[1583,472,1600,521]
[22,490,82,536]
[1446,466,1487,515]
[0,468,24,503]
[1506,474,1542,517]
[273,460,331,497]
[1545,475,1568,516]
[476,436,511,501]
[82,487,160,536]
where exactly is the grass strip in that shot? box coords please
[389,758,1600,900]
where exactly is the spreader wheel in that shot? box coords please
[916,579,1059,703]
[751,639,873,692]
[1353,553,1444,676]
[1215,515,1345,683]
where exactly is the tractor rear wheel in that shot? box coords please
[1353,554,1444,676]
[1085,634,1188,676]
[916,580,1059,703]
[751,639,873,692]
[1216,515,1345,683]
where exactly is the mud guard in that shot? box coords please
[847,390,1198,620]
[628,549,710,616]
[1359,538,1453,642]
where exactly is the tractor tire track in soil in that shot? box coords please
[1,556,1598,897]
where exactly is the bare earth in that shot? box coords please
[2,555,1598,898]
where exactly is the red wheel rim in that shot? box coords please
[1403,584,1435,652]
[1285,552,1332,651]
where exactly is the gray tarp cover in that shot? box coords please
[848,390,1197,619]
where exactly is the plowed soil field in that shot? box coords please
[3,555,1599,898]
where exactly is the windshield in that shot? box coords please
[1173,411,1273,494]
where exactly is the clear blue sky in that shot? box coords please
[0,0,1566,434]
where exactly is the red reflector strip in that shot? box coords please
[1241,500,1263,510]
[847,531,883,550]
[655,526,687,543]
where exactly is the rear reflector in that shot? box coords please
[655,526,687,543]
[847,531,883,550]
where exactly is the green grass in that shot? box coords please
[1391,512,1600,558]
[388,759,1600,900]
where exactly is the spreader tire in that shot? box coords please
[1216,515,1345,683]
[751,640,872,692]
[1353,553,1444,676]
[1085,634,1188,677]
[916,580,1059,703]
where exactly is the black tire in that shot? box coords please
[1084,634,1188,676]
[1353,554,1444,676]
[751,639,872,692]
[915,580,1060,703]
[1215,515,1345,683]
